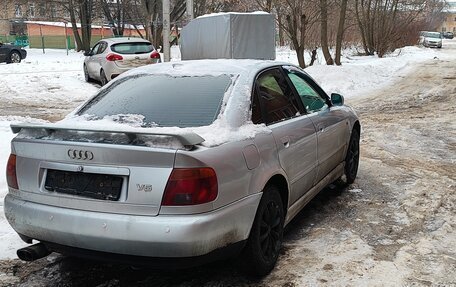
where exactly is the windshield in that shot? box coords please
[111,42,154,54]
[425,32,441,39]
[78,74,232,128]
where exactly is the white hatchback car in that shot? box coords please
[83,37,161,85]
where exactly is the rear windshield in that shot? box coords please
[78,74,232,128]
[111,42,154,54]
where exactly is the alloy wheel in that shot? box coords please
[259,200,282,262]
[10,52,21,63]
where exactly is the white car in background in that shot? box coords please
[421,32,443,48]
[83,37,161,86]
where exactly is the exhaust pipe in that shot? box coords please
[17,243,51,261]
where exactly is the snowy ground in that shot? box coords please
[0,40,455,286]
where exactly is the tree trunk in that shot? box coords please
[335,0,347,65]
[286,13,306,68]
[277,8,285,46]
[309,49,317,66]
[68,0,83,51]
[320,0,334,65]
[298,14,307,68]
[78,0,93,52]
[355,0,369,54]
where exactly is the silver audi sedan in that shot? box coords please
[5,60,360,276]
[83,37,161,85]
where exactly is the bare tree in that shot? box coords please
[320,0,334,64]
[65,0,94,52]
[354,0,443,57]
[286,12,307,68]
[334,0,348,65]
[100,0,131,36]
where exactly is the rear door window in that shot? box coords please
[253,68,301,125]
[111,42,154,54]
[78,74,232,128]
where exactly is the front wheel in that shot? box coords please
[240,185,284,276]
[7,51,21,64]
[344,128,360,184]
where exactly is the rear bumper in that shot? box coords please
[4,193,261,258]
[104,63,130,80]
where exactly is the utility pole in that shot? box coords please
[186,0,194,21]
[163,0,170,62]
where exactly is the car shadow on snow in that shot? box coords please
[9,184,355,286]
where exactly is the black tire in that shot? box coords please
[83,64,93,82]
[7,51,21,64]
[100,69,108,86]
[240,185,284,276]
[344,128,360,184]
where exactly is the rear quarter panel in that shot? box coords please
[160,132,284,214]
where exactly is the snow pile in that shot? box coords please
[0,49,98,112]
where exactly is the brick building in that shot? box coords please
[437,2,456,33]
[0,0,73,36]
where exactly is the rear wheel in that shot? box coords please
[344,128,360,184]
[240,185,284,276]
[7,51,21,64]
[100,69,108,86]
[83,65,93,82]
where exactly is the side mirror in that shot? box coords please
[331,93,344,106]
[83,51,92,57]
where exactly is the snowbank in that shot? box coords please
[276,45,451,99]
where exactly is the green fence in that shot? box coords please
[27,35,74,49]
[29,36,107,49]
[0,35,29,47]
[1,35,142,49]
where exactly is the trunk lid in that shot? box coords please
[10,124,204,216]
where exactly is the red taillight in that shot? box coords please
[150,51,160,59]
[106,53,123,61]
[6,154,18,189]
[162,168,218,206]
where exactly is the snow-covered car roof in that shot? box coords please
[124,59,290,77]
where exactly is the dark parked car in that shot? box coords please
[0,42,27,63]
[442,32,454,39]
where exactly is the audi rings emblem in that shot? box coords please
[67,149,94,160]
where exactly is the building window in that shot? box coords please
[15,4,23,17]
[29,3,35,18]
[64,8,70,19]
[38,3,46,17]
[50,4,57,19]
